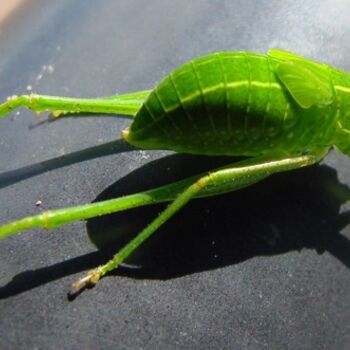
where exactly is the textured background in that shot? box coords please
[0,1,349,349]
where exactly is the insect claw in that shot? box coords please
[122,127,130,141]
[68,268,101,298]
[52,111,62,118]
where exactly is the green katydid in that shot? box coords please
[1,48,350,295]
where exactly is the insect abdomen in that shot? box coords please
[125,52,303,156]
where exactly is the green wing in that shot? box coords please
[268,48,328,73]
[268,49,333,109]
[268,49,314,63]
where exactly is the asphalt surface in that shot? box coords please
[0,1,349,349]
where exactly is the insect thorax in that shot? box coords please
[125,52,338,156]
[331,68,350,155]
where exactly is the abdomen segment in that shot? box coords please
[124,52,299,156]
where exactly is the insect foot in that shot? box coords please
[68,268,102,299]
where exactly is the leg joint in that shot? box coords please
[193,172,215,190]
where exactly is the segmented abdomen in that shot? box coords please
[125,52,305,156]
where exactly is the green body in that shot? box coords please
[125,50,350,157]
[1,49,350,295]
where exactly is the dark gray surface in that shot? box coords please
[0,1,349,349]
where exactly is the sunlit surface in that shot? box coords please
[0,0,23,24]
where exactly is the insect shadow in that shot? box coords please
[87,153,350,279]
[1,153,350,298]
[0,138,136,190]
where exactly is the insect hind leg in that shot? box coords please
[70,150,326,296]
[0,90,151,119]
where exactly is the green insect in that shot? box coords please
[1,49,350,295]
